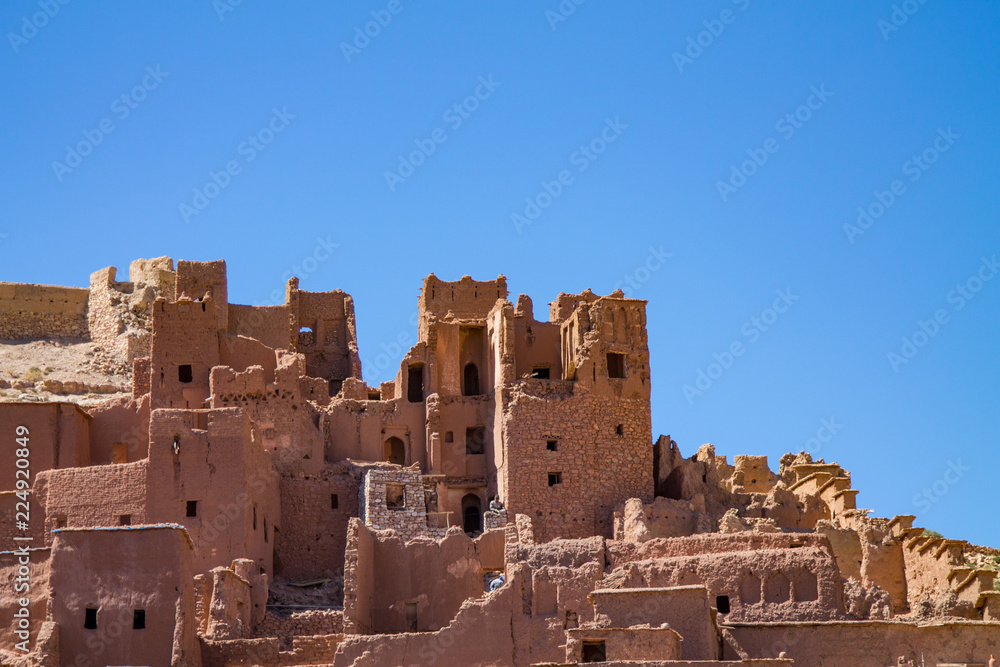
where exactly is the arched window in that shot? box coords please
[463,363,480,396]
[384,437,405,465]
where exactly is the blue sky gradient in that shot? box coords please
[1,2,997,545]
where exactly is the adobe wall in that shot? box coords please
[511,298,562,379]
[0,282,89,340]
[343,519,504,635]
[566,624,682,662]
[176,259,228,329]
[334,579,515,667]
[211,355,326,475]
[276,463,361,580]
[417,274,508,341]
[725,620,1000,665]
[501,387,653,542]
[145,408,280,576]
[227,304,292,351]
[325,397,427,470]
[86,394,150,465]
[150,296,222,410]
[87,265,157,361]
[34,460,148,543]
[0,402,90,494]
[48,526,200,666]
[0,547,50,653]
[288,287,361,393]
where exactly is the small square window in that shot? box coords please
[444,431,454,443]
[118,514,131,526]
[531,367,550,379]
[607,353,626,379]
[546,440,558,452]
[54,515,67,529]
[331,494,339,510]
[581,640,606,662]
[186,500,198,517]
[548,472,562,486]
[84,607,98,630]
[615,424,624,436]
[716,595,730,614]
[386,484,405,509]
[178,364,193,383]
[133,609,146,629]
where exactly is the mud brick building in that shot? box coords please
[1,257,998,666]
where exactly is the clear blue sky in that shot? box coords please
[2,2,997,545]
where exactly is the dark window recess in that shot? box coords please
[463,363,480,396]
[253,506,257,530]
[386,485,405,509]
[118,514,131,526]
[716,595,731,614]
[615,424,624,436]
[546,440,558,452]
[133,609,146,629]
[264,518,269,542]
[531,367,550,379]
[84,608,98,630]
[186,500,198,517]
[581,640,606,663]
[607,353,626,379]
[407,365,424,403]
[444,431,454,443]
[548,472,563,486]
[178,364,193,383]
[331,494,339,510]
[466,427,486,455]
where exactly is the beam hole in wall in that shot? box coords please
[178,364,193,383]
[581,640,606,662]
[84,607,98,630]
[615,424,623,436]
[607,353,626,379]
[548,472,562,486]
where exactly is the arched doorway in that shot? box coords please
[463,363,480,396]
[384,437,405,465]
[462,494,482,534]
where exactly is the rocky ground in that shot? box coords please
[0,338,131,406]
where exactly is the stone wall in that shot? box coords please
[0,282,89,340]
